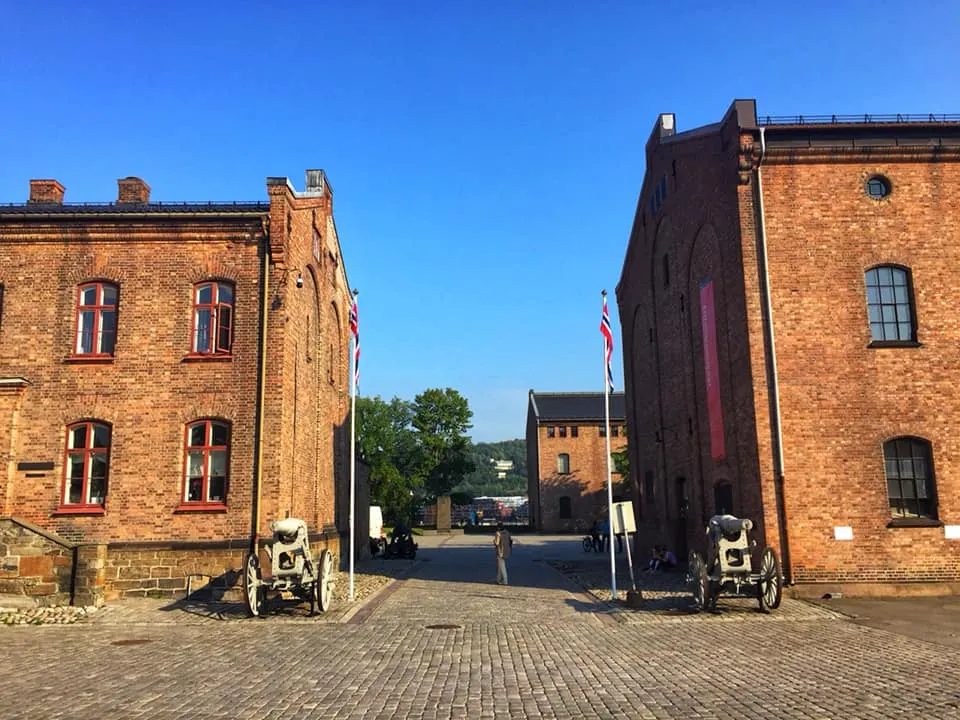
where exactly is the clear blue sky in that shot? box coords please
[2,1,958,441]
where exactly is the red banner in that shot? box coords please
[699,279,725,461]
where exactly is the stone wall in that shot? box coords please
[100,531,341,602]
[0,517,73,606]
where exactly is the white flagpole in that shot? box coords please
[349,289,358,602]
[602,290,616,602]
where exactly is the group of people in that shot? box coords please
[646,544,678,572]
[589,519,625,553]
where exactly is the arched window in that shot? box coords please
[884,437,937,520]
[75,282,118,356]
[183,420,230,505]
[714,482,733,516]
[557,453,570,474]
[62,421,111,507]
[865,266,916,343]
[558,496,572,519]
[192,281,234,354]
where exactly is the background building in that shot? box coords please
[0,171,359,605]
[617,99,960,593]
[526,390,626,531]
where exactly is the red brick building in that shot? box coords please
[617,99,960,594]
[0,172,356,604]
[526,391,627,531]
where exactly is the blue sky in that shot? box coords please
[2,1,958,441]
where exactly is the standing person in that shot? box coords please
[493,522,513,585]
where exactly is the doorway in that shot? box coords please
[714,481,733,516]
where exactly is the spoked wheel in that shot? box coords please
[317,549,335,613]
[757,546,783,612]
[687,552,710,612]
[582,537,593,553]
[243,551,266,618]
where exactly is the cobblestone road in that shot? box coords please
[2,533,959,719]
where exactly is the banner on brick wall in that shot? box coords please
[699,279,726,461]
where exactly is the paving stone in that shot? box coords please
[1,534,959,718]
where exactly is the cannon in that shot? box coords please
[243,518,335,617]
[686,514,783,613]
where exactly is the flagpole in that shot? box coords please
[349,289,358,602]
[602,290,617,602]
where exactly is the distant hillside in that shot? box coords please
[454,439,527,497]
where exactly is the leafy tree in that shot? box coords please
[411,388,476,500]
[356,396,421,522]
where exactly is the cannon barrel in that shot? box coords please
[707,514,753,537]
[271,517,308,540]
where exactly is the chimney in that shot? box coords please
[117,176,150,204]
[28,179,65,204]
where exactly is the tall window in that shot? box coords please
[75,282,117,356]
[884,437,937,520]
[558,496,572,519]
[62,421,110,506]
[558,426,567,438]
[546,426,555,438]
[183,420,230,504]
[192,281,234,354]
[571,425,579,438]
[865,266,915,343]
[557,453,570,474]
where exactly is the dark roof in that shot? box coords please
[529,391,626,422]
[0,201,270,217]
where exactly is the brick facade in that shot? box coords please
[526,391,627,531]
[617,99,960,591]
[0,171,356,603]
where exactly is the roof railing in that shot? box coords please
[761,113,960,125]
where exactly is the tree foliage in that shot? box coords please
[456,439,528,497]
[355,388,476,521]
[411,388,475,500]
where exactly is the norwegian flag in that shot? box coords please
[600,292,614,390]
[349,295,360,388]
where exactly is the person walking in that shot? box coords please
[493,522,513,585]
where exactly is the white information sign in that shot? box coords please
[945,525,960,540]
[834,526,853,541]
[612,501,636,535]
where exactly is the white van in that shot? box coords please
[369,505,386,555]
[369,505,384,540]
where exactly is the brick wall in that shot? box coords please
[618,102,960,586]
[758,150,960,583]
[0,214,264,543]
[617,110,766,563]
[536,423,626,531]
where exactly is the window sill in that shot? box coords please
[182,353,233,363]
[174,503,228,514]
[64,355,115,364]
[887,518,941,528]
[52,505,106,516]
[868,340,922,349]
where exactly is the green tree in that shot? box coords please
[356,395,421,522]
[411,388,476,500]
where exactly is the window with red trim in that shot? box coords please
[75,282,118,356]
[183,420,230,504]
[192,282,234,354]
[62,421,110,507]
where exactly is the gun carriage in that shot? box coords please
[687,514,783,613]
[243,518,335,617]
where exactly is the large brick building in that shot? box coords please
[617,99,960,593]
[0,171,357,604]
[526,391,626,531]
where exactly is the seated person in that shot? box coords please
[661,548,678,571]
[646,545,665,572]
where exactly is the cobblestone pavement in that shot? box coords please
[2,533,960,719]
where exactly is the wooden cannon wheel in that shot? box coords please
[757,546,783,612]
[243,551,266,618]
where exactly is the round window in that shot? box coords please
[866,176,891,199]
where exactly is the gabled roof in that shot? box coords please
[529,391,626,422]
